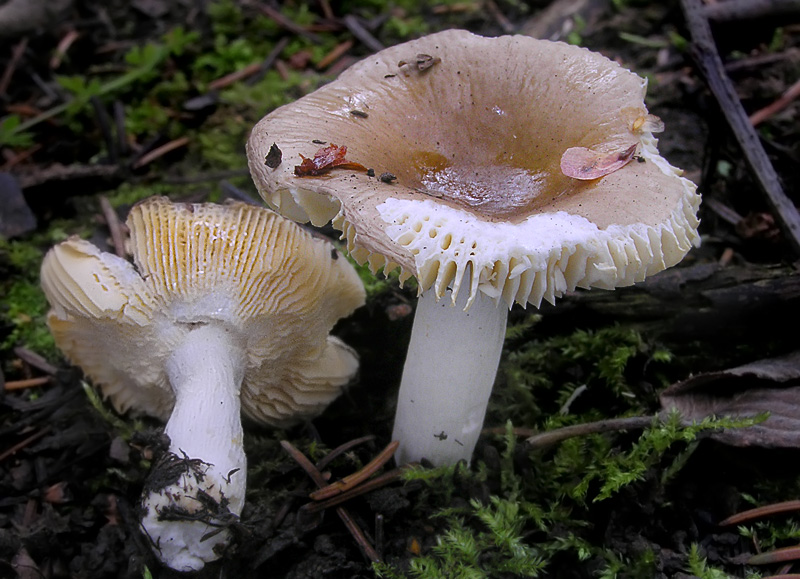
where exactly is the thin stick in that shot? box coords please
[50,29,80,69]
[748,545,800,566]
[99,196,126,258]
[749,77,800,126]
[304,467,406,513]
[258,4,322,44]
[719,499,800,526]
[316,434,376,472]
[0,37,28,96]
[90,96,118,163]
[343,15,384,52]
[310,441,399,500]
[680,0,800,255]
[316,39,354,70]
[4,376,52,391]
[131,136,190,169]
[703,0,800,22]
[14,347,59,375]
[280,440,381,563]
[208,61,263,91]
[0,427,50,463]
[524,416,656,450]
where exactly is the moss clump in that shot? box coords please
[0,239,56,362]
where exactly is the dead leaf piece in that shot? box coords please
[264,143,282,169]
[560,144,637,180]
[294,144,367,177]
[660,350,800,448]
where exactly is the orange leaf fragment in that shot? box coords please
[560,143,638,180]
[294,143,367,176]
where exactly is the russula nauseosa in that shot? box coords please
[40,197,365,571]
[246,30,701,466]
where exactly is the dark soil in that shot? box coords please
[1,1,799,578]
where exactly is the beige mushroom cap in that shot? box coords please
[41,197,365,426]
[247,29,700,308]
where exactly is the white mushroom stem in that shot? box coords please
[140,324,248,572]
[391,289,508,466]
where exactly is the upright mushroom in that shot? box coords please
[40,197,365,571]
[246,30,701,466]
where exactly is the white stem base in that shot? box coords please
[391,290,507,466]
[140,324,247,572]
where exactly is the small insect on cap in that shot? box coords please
[247,29,701,309]
[41,196,366,425]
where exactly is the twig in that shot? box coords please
[316,434,376,472]
[280,440,382,563]
[316,39,354,70]
[113,100,128,156]
[90,96,118,163]
[219,180,258,205]
[4,376,52,391]
[343,15,384,53]
[310,441,399,500]
[0,144,42,171]
[164,168,249,185]
[258,4,322,44]
[719,500,800,526]
[485,0,516,34]
[50,29,80,69]
[0,37,28,96]
[303,467,406,514]
[247,37,290,86]
[13,347,59,375]
[208,60,263,91]
[131,136,189,169]
[703,0,800,22]
[747,545,800,566]
[703,196,744,226]
[99,195,126,258]
[749,78,800,127]
[680,0,800,255]
[0,427,51,463]
[523,416,656,450]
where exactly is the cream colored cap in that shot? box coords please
[41,197,365,425]
[247,29,700,308]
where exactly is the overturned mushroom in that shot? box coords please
[247,30,701,466]
[40,197,365,571]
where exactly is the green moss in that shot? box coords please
[0,239,56,360]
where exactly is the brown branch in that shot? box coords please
[703,0,800,22]
[749,77,800,127]
[131,136,189,169]
[0,36,28,96]
[99,195,126,258]
[310,441,399,501]
[280,441,382,563]
[4,376,52,391]
[680,0,800,255]
[523,416,656,450]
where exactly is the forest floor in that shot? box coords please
[1,0,799,578]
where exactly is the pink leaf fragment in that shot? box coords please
[560,143,638,180]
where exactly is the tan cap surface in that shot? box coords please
[248,29,700,308]
[41,197,365,425]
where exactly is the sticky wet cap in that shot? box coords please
[247,29,701,308]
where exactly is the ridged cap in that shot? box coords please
[41,197,365,425]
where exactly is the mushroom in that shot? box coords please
[39,197,365,571]
[246,30,701,466]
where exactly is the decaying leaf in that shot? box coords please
[264,143,282,169]
[560,143,638,180]
[294,143,367,177]
[660,350,800,448]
